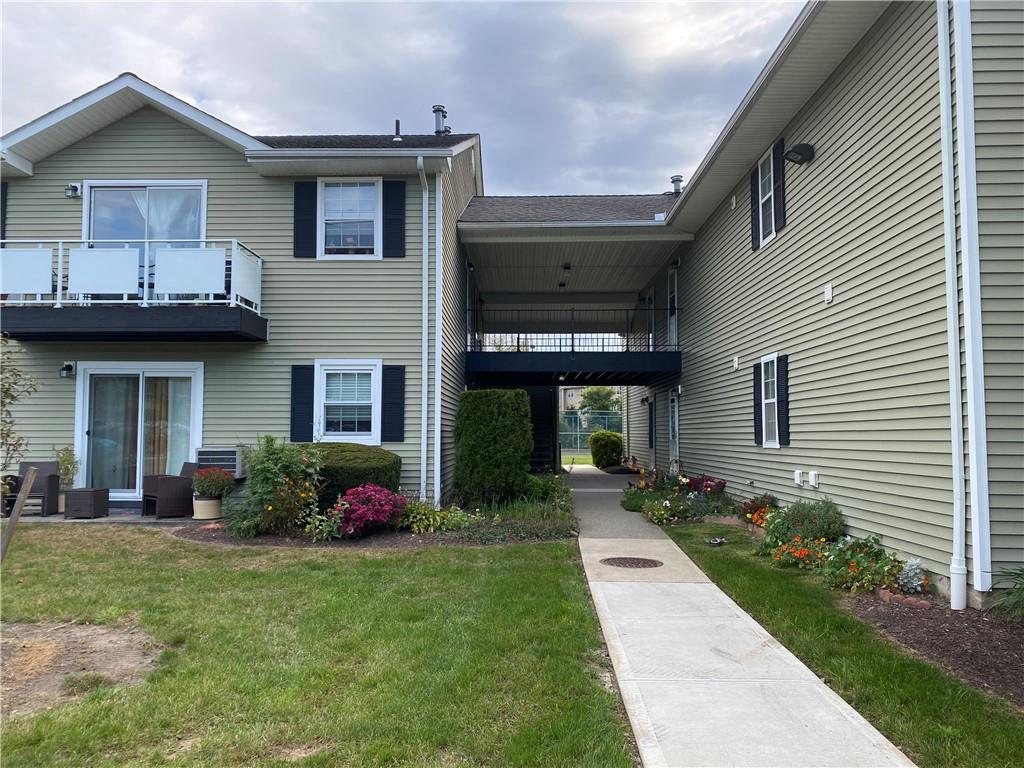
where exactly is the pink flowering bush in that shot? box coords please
[332,483,406,537]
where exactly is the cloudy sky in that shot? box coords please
[2,1,802,195]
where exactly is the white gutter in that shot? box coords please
[246,148,459,159]
[936,0,968,610]
[417,156,430,500]
[434,172,444,504]
[953,0,992,593]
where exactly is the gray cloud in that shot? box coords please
[1,1,802,194]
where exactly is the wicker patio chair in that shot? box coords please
[17,461,59,516]
[142,461,198,519]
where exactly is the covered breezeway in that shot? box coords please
[457,195,693,470]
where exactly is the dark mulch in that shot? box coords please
[172,521,574,550]
[848,592,1024,709]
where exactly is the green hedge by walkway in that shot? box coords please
[453,389,533,504]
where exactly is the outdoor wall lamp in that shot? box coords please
[640,396,649,405]
[64,183,82,199]
[465,261,474,272]
[59,362,76,378]
[784,143,815,165]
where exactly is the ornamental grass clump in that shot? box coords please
[335,483,405,537]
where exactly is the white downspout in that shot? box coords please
[417,157,429,501]
[433,172,444,504]
[953,0,993,592]
[936,0,967,609]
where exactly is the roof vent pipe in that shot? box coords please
[671,174,684,195]
[393,119,402,142]
[432,104,450,135]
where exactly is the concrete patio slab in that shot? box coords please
[568,465,916,768]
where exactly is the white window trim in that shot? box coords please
[316,177,384,261]
[73,361,204,500]
[81,179,209,241]
[760,352,780,449]
[667,268,678,348]
[313,358,383,445]
[757,150,776,248]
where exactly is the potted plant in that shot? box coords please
[191,466,235,520]
[55,446,80,514]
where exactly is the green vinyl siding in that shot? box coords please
[438,146,478,496]
[3,107,433,493]
[971,1,1024,577]
[657,3,964,579]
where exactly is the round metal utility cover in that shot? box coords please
[599,557,664,569]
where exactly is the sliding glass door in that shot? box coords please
[79,363,202,499]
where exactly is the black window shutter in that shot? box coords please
[647,399,655,449]
[772,138,787,234]
[382,180,406,258]
[0,181,8,241]
[753,364,763,446]
[293,181,317,258]
[749,170,760,251]
[290,365,314,442]
[777,355,790,446]
[381,365,406,442]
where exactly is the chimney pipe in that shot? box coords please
[393,119,402,142]
[671,174,684,195]
[432,104,450,135]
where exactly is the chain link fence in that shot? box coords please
[559,410,622,454]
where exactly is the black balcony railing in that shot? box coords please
[467,307,679,353]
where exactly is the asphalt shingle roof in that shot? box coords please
[460,194,675,223]
[255,134,477,149]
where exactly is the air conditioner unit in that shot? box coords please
[196,446,246,479]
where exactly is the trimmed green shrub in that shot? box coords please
[453,389,533,504]
[303,443,401,509]
[588,430,623,469]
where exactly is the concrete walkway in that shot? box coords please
[566,465,915,768]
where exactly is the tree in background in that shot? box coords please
[579,386,620,413]
[1,335,39,473]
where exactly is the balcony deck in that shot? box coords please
[0,239,267,342]
[465,309,682,386]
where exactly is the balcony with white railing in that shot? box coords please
[0,239,267,341]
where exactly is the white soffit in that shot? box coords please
[0,73,269,175]
[665,0,890,233]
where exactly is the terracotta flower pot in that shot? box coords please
[192,496,222,520]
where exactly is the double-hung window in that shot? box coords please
[760,353,779,448]
[757,151,775,247]
[313,359,382,444]
[317,178,383,259]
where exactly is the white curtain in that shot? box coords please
[147,188,201,243]
[165,378,192,475]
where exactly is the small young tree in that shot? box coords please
[1,335,39,473]
[579,386,620,413]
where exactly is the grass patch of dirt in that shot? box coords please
[1,622,158,718]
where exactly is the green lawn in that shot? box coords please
[666,522,1024,768]
[1,525,633,767]
[561,453,593,466]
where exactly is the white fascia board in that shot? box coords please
[0,149,33,176]
[2,73,269,155]
[245,148,457,159]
